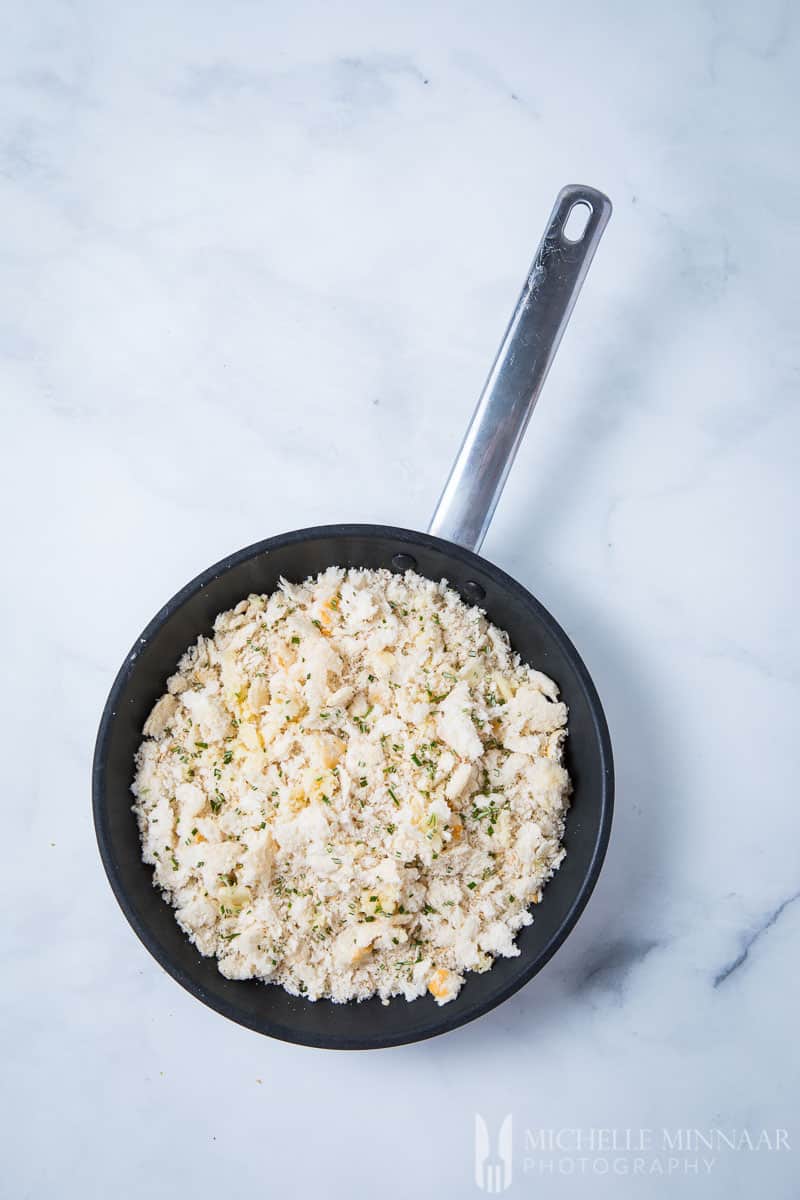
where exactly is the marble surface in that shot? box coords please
[2,1,798,1196]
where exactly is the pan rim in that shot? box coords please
[93,523,614,1049]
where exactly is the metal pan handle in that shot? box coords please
[428,184,612,553]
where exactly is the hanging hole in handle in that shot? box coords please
[562,200,593,243]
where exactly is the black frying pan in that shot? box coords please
[93,186,614,1049]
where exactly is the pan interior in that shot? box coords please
[93,525,612,1048]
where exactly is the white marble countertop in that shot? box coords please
[3,1,798,1196]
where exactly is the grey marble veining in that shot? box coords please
[2,1,798,1197]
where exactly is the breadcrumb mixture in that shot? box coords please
[132,568,570,1006]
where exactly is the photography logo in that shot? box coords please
[475,1114,513,1192]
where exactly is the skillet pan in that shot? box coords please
[93,185,614,1049]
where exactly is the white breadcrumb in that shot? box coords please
[132,568,570,1006]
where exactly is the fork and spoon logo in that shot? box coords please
[475,1113,513,1192]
